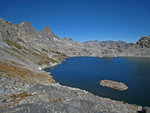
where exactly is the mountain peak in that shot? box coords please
[16,21,37,35]
[44,25,51,29]
[39,26,60,40]
[17,21,33,27]
[39,25,52,34]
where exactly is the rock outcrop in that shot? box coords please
[100,80,128,91]
[0,84,142,113]
[0,18,150,112]
[137,36,150,48]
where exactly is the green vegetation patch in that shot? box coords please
[5,38,22,49]
[11,48,24,55]
[22,47,59,65]
[3,49,25,62]
[0,60,56,84]
[37,57,58,65]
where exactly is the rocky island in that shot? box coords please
[0,18,150,112]
[100,80,128,91]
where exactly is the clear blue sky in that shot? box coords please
[0,0,150,43]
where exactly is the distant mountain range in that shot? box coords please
[85,40,127,44]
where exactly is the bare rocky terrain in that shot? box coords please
[0,18,150,112]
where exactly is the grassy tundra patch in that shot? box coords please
[0,60,56,84]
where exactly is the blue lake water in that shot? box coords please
[45,57,150,106]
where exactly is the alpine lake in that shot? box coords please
[45,57,150,106]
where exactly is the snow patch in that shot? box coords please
[53,37,58,41]
[21,22,25,25]
[38,67,42,70]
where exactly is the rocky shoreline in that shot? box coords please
[0,80,143,113]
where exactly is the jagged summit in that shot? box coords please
[16,21,38,36]
[39,25,60,40]
[42,25,51,30]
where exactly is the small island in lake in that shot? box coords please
[100,80,128,91]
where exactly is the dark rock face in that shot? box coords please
[137,36,150,48]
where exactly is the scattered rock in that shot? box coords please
[0,84,142,113]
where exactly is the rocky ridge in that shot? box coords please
[0,18,150,112]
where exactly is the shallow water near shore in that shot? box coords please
[45,57,150,106]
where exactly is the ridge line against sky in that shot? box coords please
[0,0,150,43]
